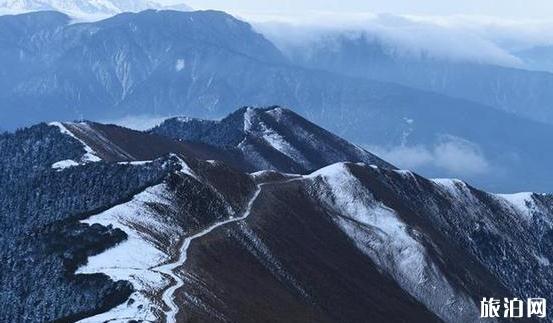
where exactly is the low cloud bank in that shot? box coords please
[249,12,553,68]
[101,115,172,131]
[369,136,490,176]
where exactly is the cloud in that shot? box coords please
[101,115,171,131]
[433,139,490,174]
[248,11,553,67]
[369,136,490,176]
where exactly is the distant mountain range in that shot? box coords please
[0,0,191,19]
[515,45,553,73]
[279,32,553,126]
[3,107,553,322]
[1,9,553,193]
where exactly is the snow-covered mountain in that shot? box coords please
[1,10,553,193]
[0,0,192,19]
[2,107,553,322]
[151,107,393,173]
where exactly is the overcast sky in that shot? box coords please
[164,0,553,20]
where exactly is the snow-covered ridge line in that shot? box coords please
[308,163,481,322]
[76,158,198,322]
[243,107,309,167]
[49,122,101,168]
[75,155,259,323]
[431,177,545,221]
[76,183,174,322]
[495,192,539,222]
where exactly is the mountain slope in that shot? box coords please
[3,107,553,322]
[152,106,393,173]
[44,107,392,174]
[0,124,178,321]
[281,32,553,126]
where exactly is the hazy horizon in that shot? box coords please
[167,0,553,20]
[154,1,553,67]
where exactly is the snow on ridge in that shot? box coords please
[117,160,153,166]
[51,159,80,170]
[0,0,193,21]
[49,121,102,165]
[243,107,255,132]
[310,164,480,322]
[495,192,536,221]
[432,178,542,222]
[168,153,198,180]
[307,162,352,179]
[393,169,414,177]
[71,121,137,161]
[259,122,309,167]
[174,116,204,123]
[250,169,300,178]
[431,178,465,187]
[76,183,180,322]
[76,155,230,323]
[264,106,286,120]
[242,107,311,168]
[430,178,469,196]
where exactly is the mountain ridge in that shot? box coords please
[0,0,192,19]
[280,31,553,125]
[2,106,553,322]
[2,9,553,193]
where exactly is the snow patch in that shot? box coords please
[258,122,308,167]
[76,184,180,322]
[117,160,154,166]
[49,122,102,162]
[496,192,536,221]
[536,254,550,266]
[404,117,414,124]
[51,159,80,170]
[78,292,157,323]
[393,169,414,177]
[243,107,255,131]
[168,154,198,180]
[431,178,468,196]
[175,59,185,71]
[307,162,349,179]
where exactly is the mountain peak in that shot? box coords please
[0,0,193,20]
[152,107,394,173]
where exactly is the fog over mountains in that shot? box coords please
[272,30,553,125]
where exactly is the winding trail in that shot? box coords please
[154,183,263,323]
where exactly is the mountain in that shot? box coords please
[152,106,553,195]
[2,107,552,322]
[151,107,393,173]
[2,10,553,193]
[514,45,553,73]
[278,31,553,126]
[0,0,192,19]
